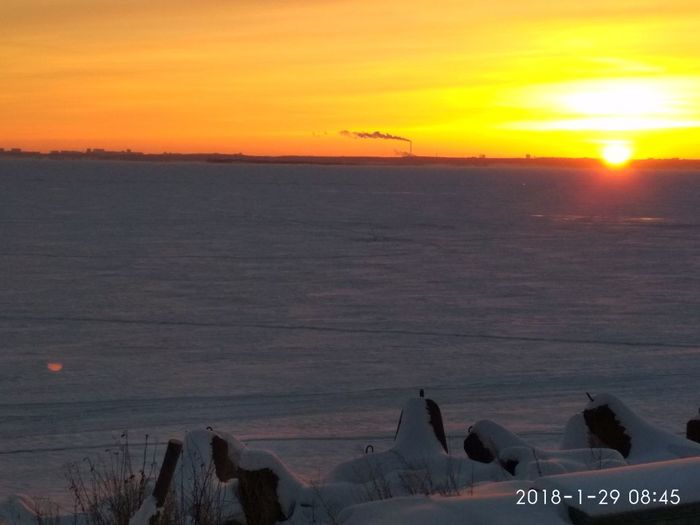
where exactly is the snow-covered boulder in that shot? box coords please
[237,448,305,523]
[464,419,528,464]
[180,430,302,525]
[581,394,700,463]
[326,397,503,490]
[175,402,501,522]
[465,419,625,479]
[169,406,496,525]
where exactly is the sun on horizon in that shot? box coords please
[601,142,633,167]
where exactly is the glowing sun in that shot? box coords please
[601,143,632,167]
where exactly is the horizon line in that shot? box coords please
[2,147,700,164]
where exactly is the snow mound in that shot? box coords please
[536,456,700,515]
[337,491,571,525]
[338,457,700,524]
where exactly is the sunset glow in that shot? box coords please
[2,1,700,157]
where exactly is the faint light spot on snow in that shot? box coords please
[47,362,63,372]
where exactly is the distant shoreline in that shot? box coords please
[2,149,700,169]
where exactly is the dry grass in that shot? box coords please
[65,433,156,525]
[63,433,240,525]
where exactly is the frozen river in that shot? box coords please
[1,159,698,503]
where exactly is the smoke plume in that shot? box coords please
[340,130,411,143]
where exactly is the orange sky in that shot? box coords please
[2,0,700,158]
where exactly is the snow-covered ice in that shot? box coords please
[1,159,699,517]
